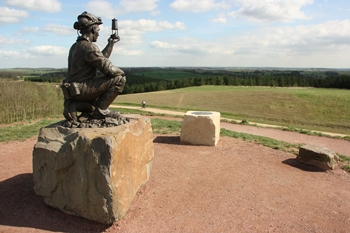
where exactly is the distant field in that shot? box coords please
[116,86,350,134]
[0,68,66,75]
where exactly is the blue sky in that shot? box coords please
[0,0,350,68]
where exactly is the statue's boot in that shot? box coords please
[63,100,94,122]
[92,91,120,119]
[63,100,78,121]
[76,102,95,122]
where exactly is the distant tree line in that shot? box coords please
[122,71,350,94]
[22,71,66,82]
[4,69,350,94]
[0,71,24,80]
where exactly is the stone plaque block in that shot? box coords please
[33,116,154,224]
[180,111,220,146]
[297,144,339,170]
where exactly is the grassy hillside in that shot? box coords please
[0,81,62,124]
[116,86,350,134]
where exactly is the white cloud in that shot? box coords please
[26,45,68,57]
[0,6,29,23]
[159,21,186,30]
[113,48,144,56]
[95,19,185,49]
[170,0,229,13]
[5,0,61,13]
[0,35,30,45]
[43,24,72,36]
[20,27,39,33]
[149,20,350,65]
[229,0,314,22]
[151,38,222,55]
[0,50,20,58]
[119,0,159,12]
[175,22,186,30]
[240,20,350,53]
[211,13,227,23]
[86,0,160,18]
[150,41,176,49]
[95,19,186,49]
[15,27,39,36]
[169,0,313,22]
[122,19,186,33]
[151,10,161,16]
[85,0,117,19]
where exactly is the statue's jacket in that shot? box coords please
[66,36,116,83]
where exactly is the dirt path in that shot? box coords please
[111,105,349,138]
[221,122,350,156]
[113,105,350,156]
[176,93,185,107]
[1,112,350,232]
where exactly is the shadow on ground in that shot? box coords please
[153,136,180,145]
[0,174,108,232]
[282,159,325,172]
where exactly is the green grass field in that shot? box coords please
[116,86,350,134]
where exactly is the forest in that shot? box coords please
[1,67,350,94]
[121,68,350,94]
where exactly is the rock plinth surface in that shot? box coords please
[32,116,154,224]
[180,111,220,146]
[297,144,339,170]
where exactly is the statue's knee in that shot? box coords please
[118,75,126,85]
[112,75,126,92]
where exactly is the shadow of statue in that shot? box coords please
[0,174,108,232]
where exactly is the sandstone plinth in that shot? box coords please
[180,111,220,146]
[32,116,154,224]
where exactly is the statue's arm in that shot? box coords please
[102,37,120,58]
[102,41,113,58]
[88,43,124,77]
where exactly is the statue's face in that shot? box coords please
[92,25,100,42]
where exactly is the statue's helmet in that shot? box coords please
[73,11,102,31]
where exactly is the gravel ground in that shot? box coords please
[0,120,350,233]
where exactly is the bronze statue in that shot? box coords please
[61,11,126,124]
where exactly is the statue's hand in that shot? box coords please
[109,35,120,44]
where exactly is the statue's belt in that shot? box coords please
[61,82,81,99]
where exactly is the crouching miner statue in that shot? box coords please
[61,11,127,127]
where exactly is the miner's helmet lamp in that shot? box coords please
[73,11,103,31]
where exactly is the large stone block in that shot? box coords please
[180,111,220,146]
[297,144,339,170]
[32,116,154,224]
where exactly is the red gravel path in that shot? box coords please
[0,122,350,232]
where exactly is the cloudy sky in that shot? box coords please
[0,0,349,68]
